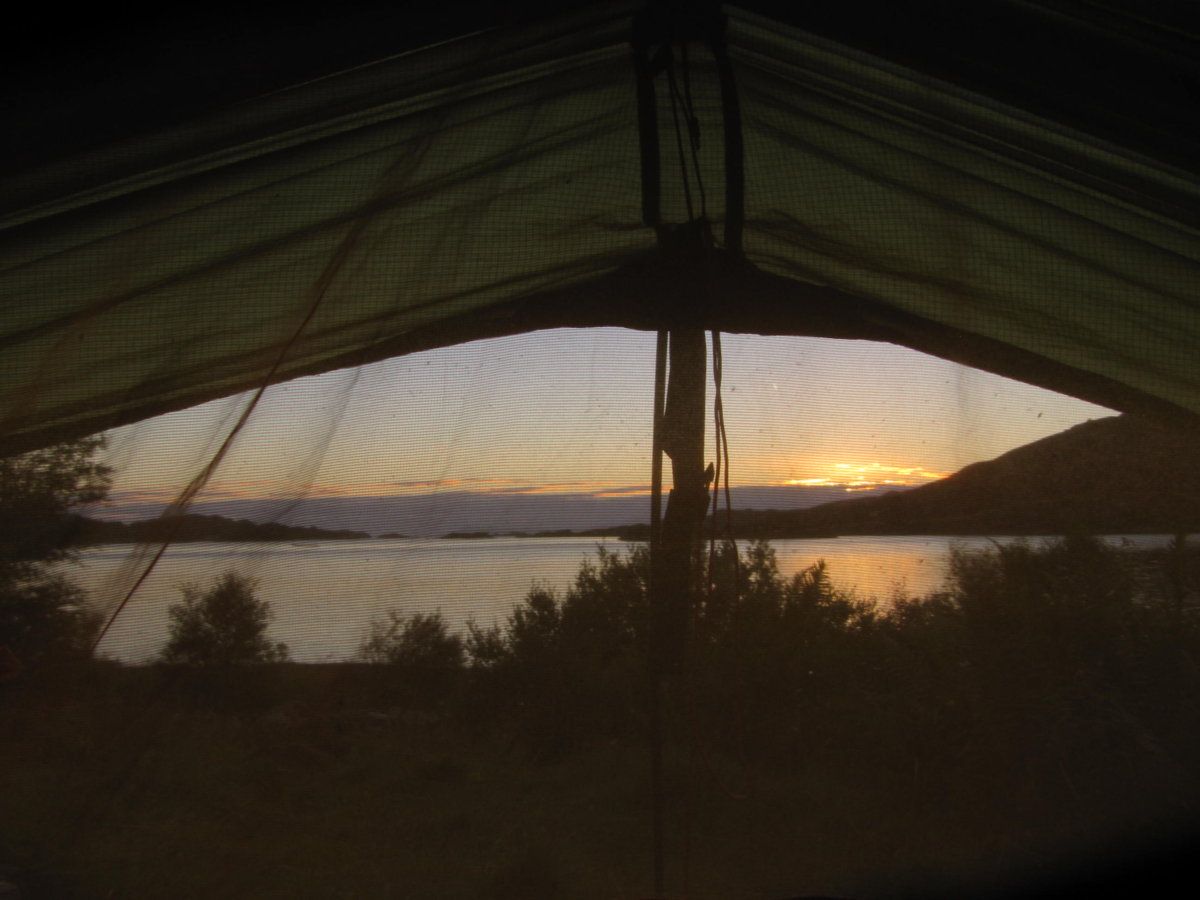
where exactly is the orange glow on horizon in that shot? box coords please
[782,461,949,492]
[100,462,948,511]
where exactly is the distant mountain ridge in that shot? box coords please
[71,415,1200,542]
[96,483,895,538]
[738,414,1200,537]
[68,513,369,544]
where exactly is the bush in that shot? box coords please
[359,609,464,671]
[464,547,649,754]
[400,533,1200,814]
[161,572,288,665]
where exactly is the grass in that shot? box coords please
[5,661,1197,899]
[4,664,653,899]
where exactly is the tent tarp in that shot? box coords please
[2,2,1198,454]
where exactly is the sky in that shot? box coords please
[95,328,1113,534]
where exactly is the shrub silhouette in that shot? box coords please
[467,546,649,754]
[467,539,877,754]
[360,609,464,671]
[466,533,1200,815]
[161,572,288,665]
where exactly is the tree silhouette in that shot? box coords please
[0,436,110,665]
[161,572,288,665]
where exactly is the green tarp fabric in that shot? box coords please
[1,2,1197,454]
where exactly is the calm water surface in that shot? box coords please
[68,535,1170,664]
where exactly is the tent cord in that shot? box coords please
[684,329,747,895]
[680,43,707,221]
[711,23,744,254]
[649,330,668,898]
[632,18,661,228]
[665,42,709,229]
[707,331,738,592]
[665,55,696,223]
[90,209,368,654]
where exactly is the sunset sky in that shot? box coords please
[96,328,1113,532]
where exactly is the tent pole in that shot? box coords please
[648,326,707,897]
[635,4,724,892]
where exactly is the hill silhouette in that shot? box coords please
[734,414,1200,537]
[67,513,369,544]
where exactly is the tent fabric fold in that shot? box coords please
[2,2,1198,455]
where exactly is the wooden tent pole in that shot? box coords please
[654,327,708,673]
[635,4,725,892]
[648,326,708,896]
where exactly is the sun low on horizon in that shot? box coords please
[783,462,952,492]
[94,329,1113,518]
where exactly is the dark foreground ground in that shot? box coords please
[7,538,1200,898]
[4,661,1199,900]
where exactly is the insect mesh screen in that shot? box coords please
[3,4,1200,898]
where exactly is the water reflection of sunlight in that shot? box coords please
[770,536,955,602]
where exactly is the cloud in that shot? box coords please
[785,462,948,492]
[359,477,652,497]
[88,482,921,540]
[100,488,179,505]
[832,463,948,481]
[594,487,653,498]
[98,478,658,517]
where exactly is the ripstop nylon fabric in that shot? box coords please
[1,2,1197,456]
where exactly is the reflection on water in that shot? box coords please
[66,535,1173,664]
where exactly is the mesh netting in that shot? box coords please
[3,3,1200,897]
